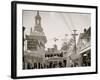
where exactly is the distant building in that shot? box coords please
[23,11,47,69]
[45,44,67,68]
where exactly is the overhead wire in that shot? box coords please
[59,13,72,33]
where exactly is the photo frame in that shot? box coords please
[11,1,98,79]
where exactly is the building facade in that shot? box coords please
[23,11,47,69]
[77,27,91,66]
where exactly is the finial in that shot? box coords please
[37,11,39,15]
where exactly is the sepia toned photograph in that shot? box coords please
[11,1,97,79]
[22,10,91,69]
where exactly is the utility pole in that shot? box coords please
[72,30,78,54]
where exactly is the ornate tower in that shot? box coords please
[34,11,43,32]
[24,11,47,69]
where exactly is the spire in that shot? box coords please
[30,27,32,34]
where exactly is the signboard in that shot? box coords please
[27,39,38,51]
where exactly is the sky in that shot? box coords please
[23,10,91,50]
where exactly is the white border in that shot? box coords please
[17,3,96,77]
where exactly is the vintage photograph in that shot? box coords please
[22,10,91,69]
[11,1,97,79]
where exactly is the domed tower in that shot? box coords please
[27,11,47,51]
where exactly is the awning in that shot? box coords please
[80,46,90,54]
